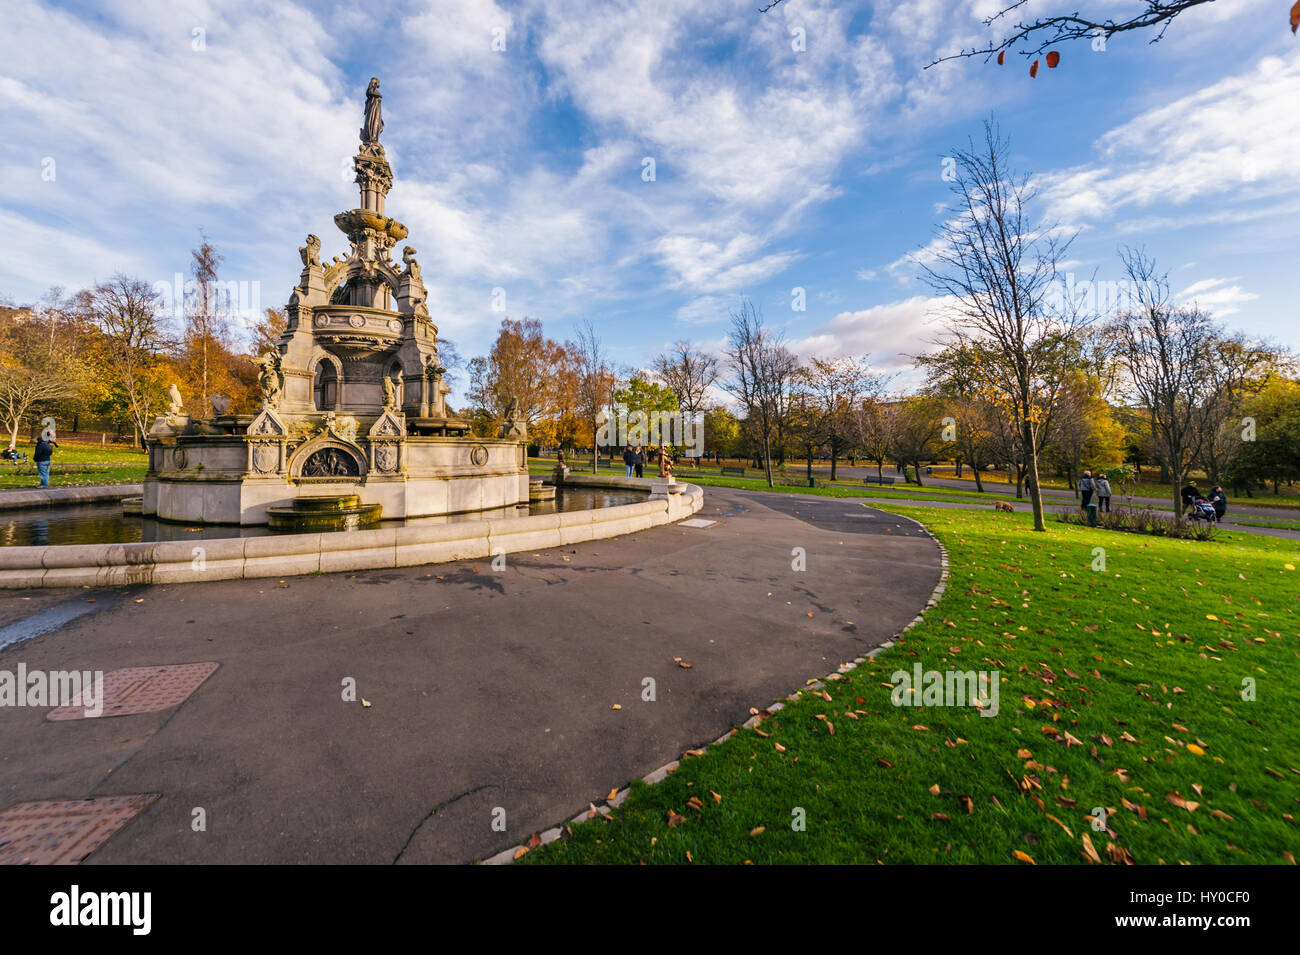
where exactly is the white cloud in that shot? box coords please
[789,295,959,382]
[655,233,800,291]
[675,295,732,326]
[1040,50,1300,224]
[1175,277,1259,317]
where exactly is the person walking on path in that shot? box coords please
[1079,470,1095,511]
[622,445,636,477]
[633,444,645,479]
[33,435,58,488]
[1210,485,1228,521]
[1095,474,1112,513]
[1181,481,1199,515]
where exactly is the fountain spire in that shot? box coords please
[353,77,392,214]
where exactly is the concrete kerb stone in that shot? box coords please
[479,502,951,865]
[394,522,491,569]
[0,484,143,512]
[244,532,323,579]
[0,482,704,589]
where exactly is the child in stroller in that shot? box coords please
[1189,496,1219,522]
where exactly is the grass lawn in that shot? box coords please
[522,502,1299,865]
[0,442,146,490]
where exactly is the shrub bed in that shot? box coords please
[1056,506,1217,540]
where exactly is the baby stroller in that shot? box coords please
[1189,499,1219,523]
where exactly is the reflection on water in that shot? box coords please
[0,487,646,547]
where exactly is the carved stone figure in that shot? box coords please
[381,370,403,412]
[302,447,359,478]
[299,234,321,269]
[401,246,421,281]
[500,398,527,440]
[375,444,397,472]
[251,351,284,408]
[210,394,231,416]
[658,444,675,478]
[361,77,383,146]
[168,383,184,415]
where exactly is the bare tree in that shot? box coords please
[802,355,882,481]
[574,319,615,473]
[186,232,230,413]
[855,396,899,484]
[653,340,718,461]
[918,122,1084,530]
[723,299,799,488]
[927,1,1231,66]
[1107,248,1223,522]
[84,275,172,447]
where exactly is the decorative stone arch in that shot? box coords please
[323,260,400,305]
[310,351,345,412]
[288,434,369,483]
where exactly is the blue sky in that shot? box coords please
[2,0,1297,403]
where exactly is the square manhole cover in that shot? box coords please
[679,518,716,528]
[0,794,159,864]
[46,662,219,721]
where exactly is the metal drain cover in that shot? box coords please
[46,662,219,721]
[0,794,159,864]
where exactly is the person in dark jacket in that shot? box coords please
[622,445,635,477]
[1181,481,1199,514]
[34,435,58,488]
[633,444,645,478]
[1079,470,1095,510]
[1209,486,1227,520]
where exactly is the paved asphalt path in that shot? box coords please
[0,485,939,864]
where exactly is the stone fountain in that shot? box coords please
[142,78,529,527]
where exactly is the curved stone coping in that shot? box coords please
[0,484,143,512]
[0,481,704,589]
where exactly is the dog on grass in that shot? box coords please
[993,501,1015,513]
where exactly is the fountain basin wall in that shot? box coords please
[144,435,529,525]
[0,484,143,512]
[0,477,703,589]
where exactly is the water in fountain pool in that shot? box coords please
[0,487,646,547]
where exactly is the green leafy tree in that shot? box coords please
[613,375,679,457]
[1226,376,1300,495]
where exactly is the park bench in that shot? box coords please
[720,466,746,477]
[863,476,895,486]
